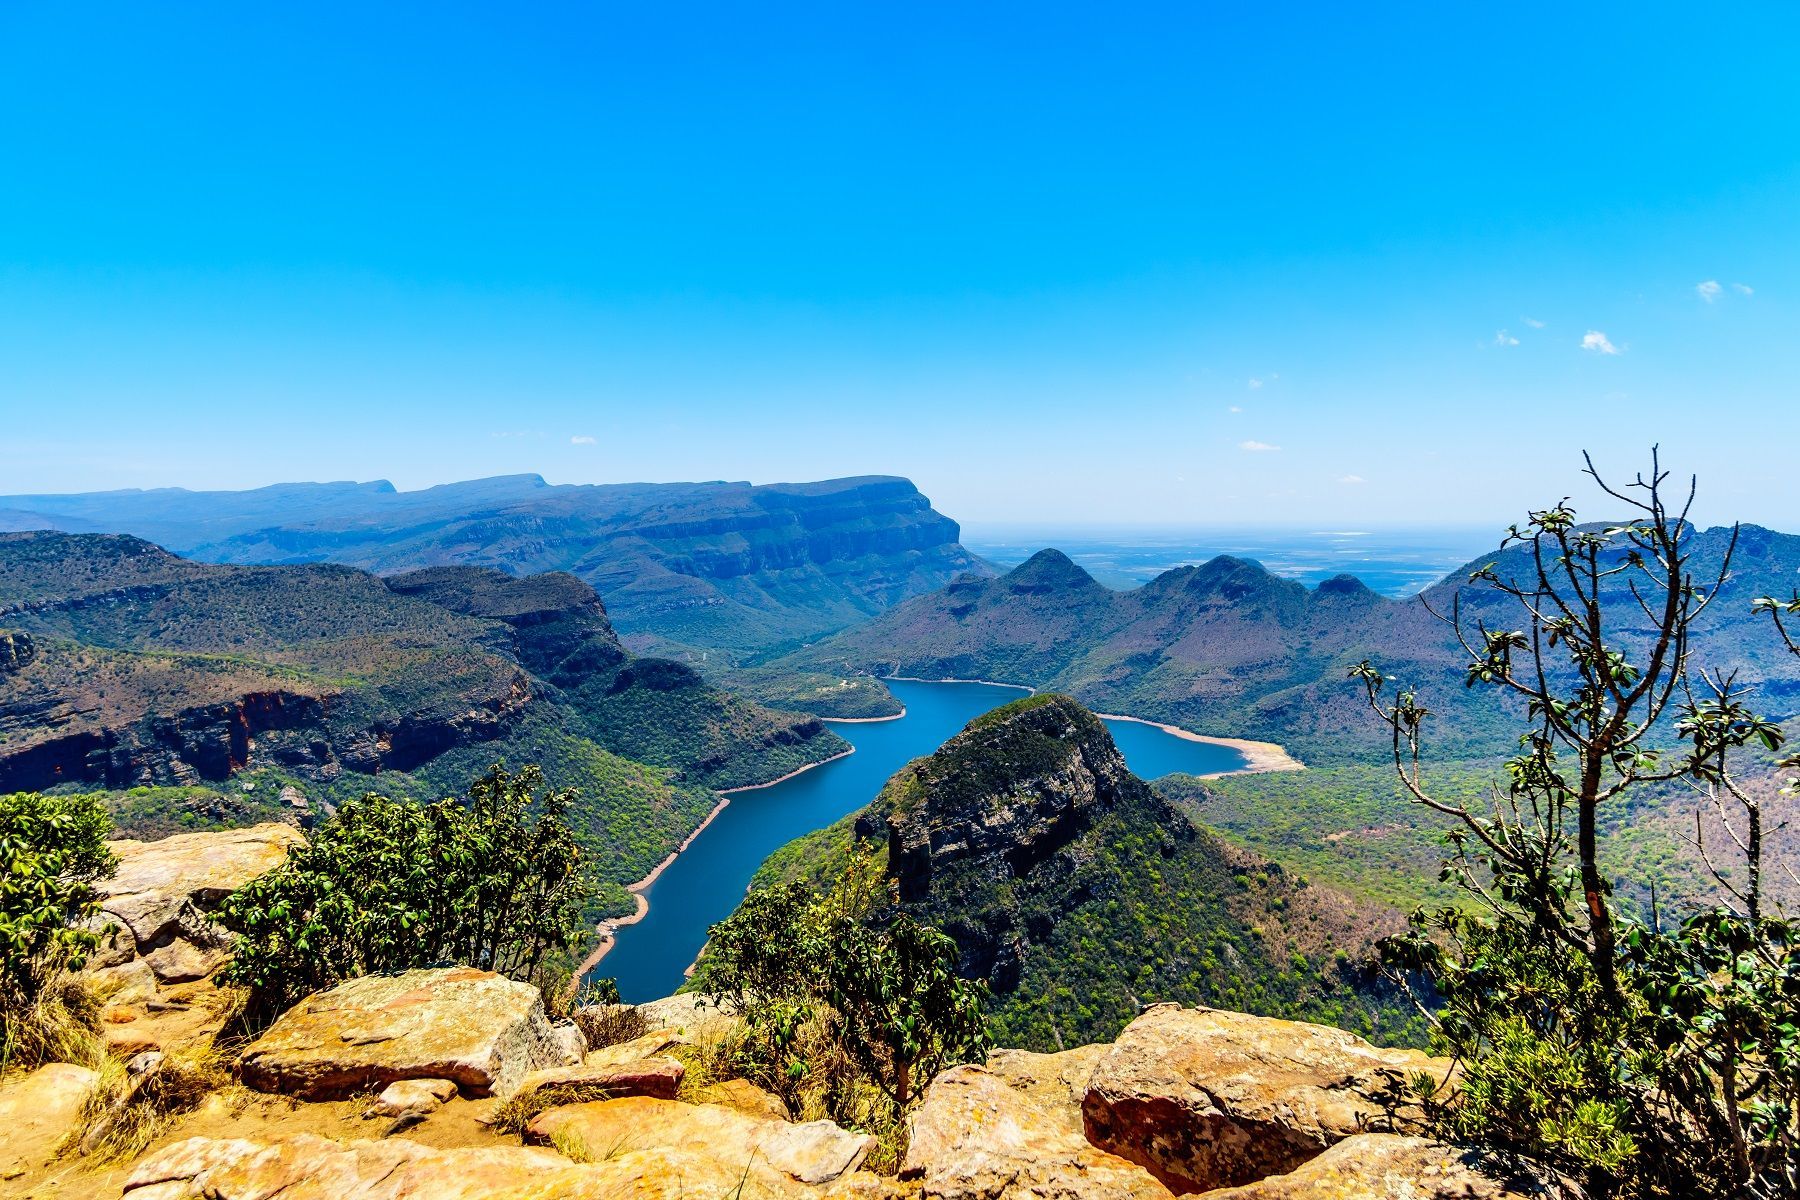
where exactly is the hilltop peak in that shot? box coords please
[1005,549,1101,594]
[1314,573,1380,600]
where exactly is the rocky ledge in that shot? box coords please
[0,825,1548,1199]
[8,980,1545,1199]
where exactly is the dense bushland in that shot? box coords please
[218,765,594,1023]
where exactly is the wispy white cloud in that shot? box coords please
[570,435,597,445]
[1494,330,1519,347]
[1247,378,1264,390]
[1733,282,1754,296]
[1228,405,1243,413]
[1580,330,1621,355]
[1696,280,1722,303]
[1240,440,1281,452]
[1522,317,1545,329]
[1336,474,1367,485]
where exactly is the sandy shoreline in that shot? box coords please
[820,707,906,724]
[717,746,855,794]
[574,746,857,983]
[1093,712,1305,777]
[886,674,1035,692]
[889,673,1303,778]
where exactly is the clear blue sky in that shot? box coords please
[3,4,1797,529]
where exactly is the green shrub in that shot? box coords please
[218,764,594,1024]
[1,791,115,1066]
[692,850,988,1139]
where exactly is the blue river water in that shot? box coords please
[597,679,1248,1002]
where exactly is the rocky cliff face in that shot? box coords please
[0,628,34,672]
[1,474,992,654]
[867,694,1142,908]
[0,532,841,798]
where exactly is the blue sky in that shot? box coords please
[3,4,1797,529]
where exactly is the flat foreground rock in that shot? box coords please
[526,1095,875,1186]
[904,1045,1173,1199]
[1082,1005,1451,1193]
[0,1063,98,1181]
[237,966,562,1099]
[1199,1134,1546,1199]
[96,824,302,983]
[123,1129,885,1199]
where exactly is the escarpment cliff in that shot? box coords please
[1,474,991,654]
[0,531,843,809]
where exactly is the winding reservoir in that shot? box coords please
[599,679,1249,1001]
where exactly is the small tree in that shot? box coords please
[695,849,989,1122]
[1353,452,1800,1197]
[0,791,116,1062]
[219,765,593,1023]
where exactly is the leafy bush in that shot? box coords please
[692,850,989,1132]
[1,790,115,1065]
[218,765,594,1023]
[1359,454,1800,1198]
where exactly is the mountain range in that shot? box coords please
[0,475,989,660]
[775,523,1800,763]
[0,530,845,904]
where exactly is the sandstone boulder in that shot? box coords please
[238,966,563,1100]
[123,1132,595,1200]
[366,1078,460,1120]
[512,1054,686,1105]
[1199,1134,1546,1199]
[0,1062,98,1182]
[1082,1005,1450,1193]
[526,1096,875,1186]
[95,823,303,982]
[696,1077,793,1121]
[637,991,737,1039]
[903,1045,1173,1199]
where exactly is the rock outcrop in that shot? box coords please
[0,627,34,672]
[237,967,566,1100]
[0,1063,99,1183]
[1081,1005,1450,1193]
[1199,1134,1543,1199]
[525,1096,876,1187]
[92,823,303,983]
[4,993,1537,1200]
[903,1046,1174,1199]
[896,1006,1518,1200]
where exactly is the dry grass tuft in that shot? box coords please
[74,1040,230,1162]
[491,1082,621,1135]
[1,972,109,1077]
[573,1004,648,1052]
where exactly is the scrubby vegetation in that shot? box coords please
[690,851,988,1162]
[1358,454,1800,1199]
[0,790,115,1068]
[217,765,594,1024]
